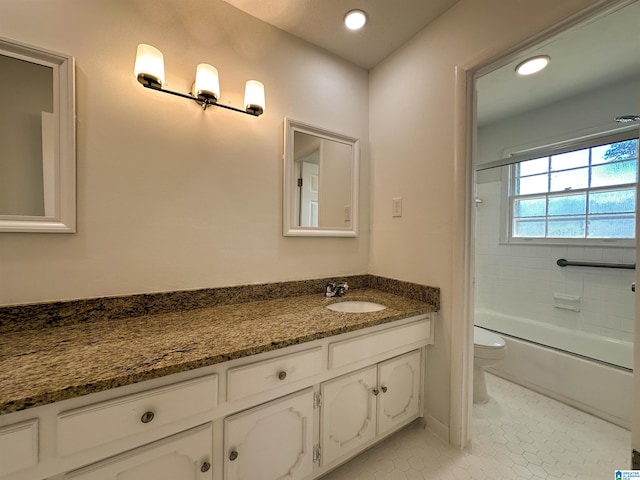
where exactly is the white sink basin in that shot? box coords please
[326,301,387,313]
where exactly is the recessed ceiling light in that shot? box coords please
[344,10,367,30]
[515,55,551,76]
[615,114,640,123]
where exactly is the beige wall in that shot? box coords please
[369,0,601,434]
[0,0,369,305]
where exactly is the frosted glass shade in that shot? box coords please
[244,80,265,115]
[134,44,165,86]
[194,63,220,101]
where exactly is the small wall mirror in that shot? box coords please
[0,36,75,233]
[283,118,359,237]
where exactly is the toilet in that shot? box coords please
[473,326,506,404]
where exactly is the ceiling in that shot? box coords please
[221,0,461,69]
[477,1,640,126]
[221,0,639,125]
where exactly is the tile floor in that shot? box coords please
[320,373,631,480]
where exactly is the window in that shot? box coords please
[509,137,639,242]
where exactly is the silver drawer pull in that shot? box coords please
[140,411,155,424]
[201,461,211,473]
[278,371,287,381]
[229,450,239,461]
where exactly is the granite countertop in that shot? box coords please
[0,278,439,416]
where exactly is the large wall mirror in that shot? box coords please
[283,118,359,237]
[0,36,75,232]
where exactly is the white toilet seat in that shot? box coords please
[474,327,506,361]
[474,326,505,349]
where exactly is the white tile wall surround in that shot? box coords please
[475,181,635,348]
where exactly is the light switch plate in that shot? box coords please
[392,197,402,217]
[343,205,351,222]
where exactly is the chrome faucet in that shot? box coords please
[326,281,349,297]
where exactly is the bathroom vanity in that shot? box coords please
[0,277,438,480]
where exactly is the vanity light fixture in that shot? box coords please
[344,10,367,30]
[515,55,550,76]
[134,44,265,116]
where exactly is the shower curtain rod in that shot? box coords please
[556,258,636,269]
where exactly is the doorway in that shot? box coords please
[462,0,640,462]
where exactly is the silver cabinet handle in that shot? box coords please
[140,411,155,423]
[381,386,388,393]
[229,450,239,461]
[278,371,287,381]
[201,461,211,473]
[632,282,636,292]
[372,388,379,396]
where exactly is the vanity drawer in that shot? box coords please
[329,317,431,369]
[57,374,218,456]
[0,419,38,475]
[227,348,322,402]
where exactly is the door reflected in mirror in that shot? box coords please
[294,131,353,229]
[284,119,359,237]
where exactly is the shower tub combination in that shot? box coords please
[475,308,633,428]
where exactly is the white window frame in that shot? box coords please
[499,131,639,247]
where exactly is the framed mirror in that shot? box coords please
[0,36,75,233]
[283,118,359,237]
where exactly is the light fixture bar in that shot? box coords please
[138,79,261,116]
[134,44,264,116]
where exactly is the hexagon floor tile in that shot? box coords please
[320,373,630,480]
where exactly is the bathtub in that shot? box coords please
[475,308,633,429]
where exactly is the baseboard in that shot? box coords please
[425,413,449,444]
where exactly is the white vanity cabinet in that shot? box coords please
[65,423,213,480]
[223,389,314,480]
[320,350,422,466]
[0,313,434,480]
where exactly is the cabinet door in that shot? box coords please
[320,365,377,466]
[377,350,421,436]
[224,389,314,480]
[0,419,38,476]
[66,423,213,480]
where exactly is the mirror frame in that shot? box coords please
[283,118,360,237]
[0,36,75,233]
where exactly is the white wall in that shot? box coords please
[319,139,352,227]
[478,76,640,164]
[369,0,601,437]
[0,0,370,306]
